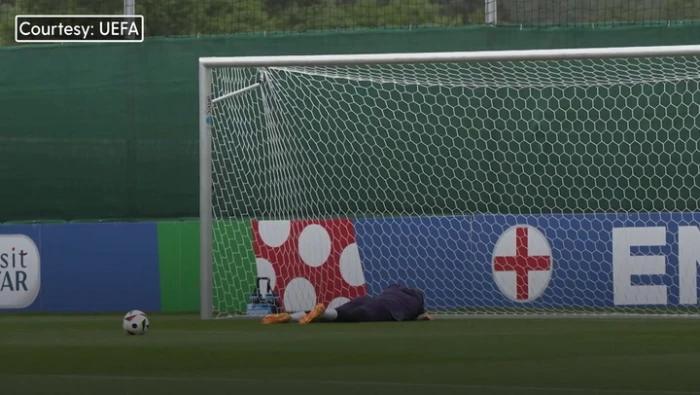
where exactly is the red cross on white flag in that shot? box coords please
[492,225,553,302]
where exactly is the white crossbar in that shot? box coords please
[200,44,700,68]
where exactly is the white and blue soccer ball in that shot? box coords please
[122,310,150,335]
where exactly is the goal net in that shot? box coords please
[200,46,700,318]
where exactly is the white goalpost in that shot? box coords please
[200,45,700,319]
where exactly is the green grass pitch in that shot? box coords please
[2,315,700,395]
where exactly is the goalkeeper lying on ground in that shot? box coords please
[262,284,431,324]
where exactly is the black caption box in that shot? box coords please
[15,15,144,43]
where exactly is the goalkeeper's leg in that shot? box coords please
[335,303,393,322]
[298,298,382,324]
[301,298,393,323]
[262,308,335,324]
[264,295,393,324]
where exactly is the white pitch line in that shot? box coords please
[2,374,698,395]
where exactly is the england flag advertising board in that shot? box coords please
[356,212,700,310]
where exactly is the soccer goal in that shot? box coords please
[200,45,700,319]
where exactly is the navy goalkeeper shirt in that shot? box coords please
[336,284,426,322]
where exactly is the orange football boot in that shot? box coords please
[299,303,326,325]
[261,312,291,324]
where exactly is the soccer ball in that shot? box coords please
[122,310,149,335]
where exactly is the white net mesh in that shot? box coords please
[208,54,700,316]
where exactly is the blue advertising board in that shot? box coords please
[355,212,700,309]
[0,223,160,312]
[3,213,700,313]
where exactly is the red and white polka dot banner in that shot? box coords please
[251,219,367,312]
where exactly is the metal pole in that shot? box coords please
[199,63,214,320]
[212,82,261,104]
[485,0,497,25]
[123,0,137,40]
[124,0,135,15]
